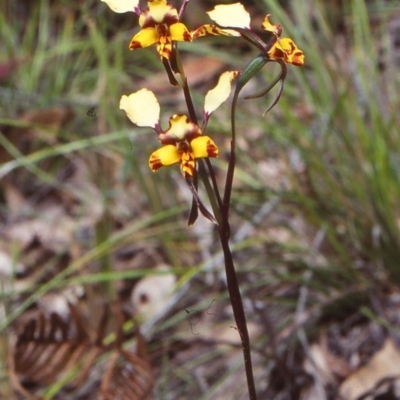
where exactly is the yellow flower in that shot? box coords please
[262,15,305,66]
[102,0,192,59]
[149,115,218,177]
[119,71,239,177]
[193,3,304,67]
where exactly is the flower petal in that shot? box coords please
[160,114,201,143]
[207,3,251,29]
[261,14,282,36]
[149,145,180,171]
[146,0,178,24]
[169,22,192,42]
[120,89,160,128]
[191,136,218,159]
[156,37,173,59]
[204,71,241,115]
[269,38,305,66]
[179,150,196,176]
[191,24,240,39]
[101,0,139,13]
[129,27,159,50]
[279,38,305,66]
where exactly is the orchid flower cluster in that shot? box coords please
[101,1,303,398]
[101,0,304,225]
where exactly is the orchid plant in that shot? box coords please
[101,1,304,398]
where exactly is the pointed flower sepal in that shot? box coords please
[101,0,140,13]
[119,89,160,128]
[204,71,241,117]
[192,3,249,39]
[206,3,251,29]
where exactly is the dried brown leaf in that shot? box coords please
[339,338,400,400]
[12,304,106,395]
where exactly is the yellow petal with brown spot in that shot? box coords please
[269,38,305,66]
[191,24,240,39]
[129,27,159,50]
[191,136,218,159]
[149,145,180,171]
[278,38,305,66]
[169,22,192,42]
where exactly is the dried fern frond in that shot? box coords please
[13,305,104,390]
[99,349,153,400]
[11,303,154,399]
[99,315,154,400]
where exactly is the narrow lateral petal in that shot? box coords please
[120,89,160,128]
[149,145,180,171]
[129,27,159,50]
[191,24,240,39]
[101,0,139,13]
[169,22,192,42]
[204,71,241,115]
[191,136,218,159]
[207,3,251,29]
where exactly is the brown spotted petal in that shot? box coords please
[269,38,305,66]
[138,0,179,28]
[149,145,180,171]
[191,136,218,159]
[159,114,202,144]
[191,24,240,39]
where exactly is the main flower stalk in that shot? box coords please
[101,1,305,399]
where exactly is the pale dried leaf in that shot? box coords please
[339,338,400,399]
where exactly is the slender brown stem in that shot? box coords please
[175,44,257,399]
[218,227,257,400]
[221,91,239,239]
[205,158,223,212]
